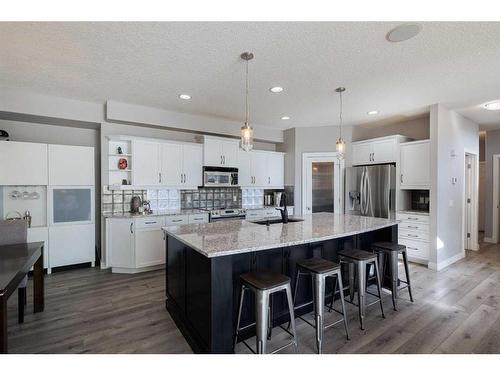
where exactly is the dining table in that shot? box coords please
[0,241,44,354]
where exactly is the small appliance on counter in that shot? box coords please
[130,196,142,214]
[273,192,283,207]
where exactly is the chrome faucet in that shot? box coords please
[275,193,288,224]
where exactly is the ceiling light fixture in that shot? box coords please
[386,23,422,43]
[270,86,284,93]
[367,110,379,115]
[179,94,191,100]
[240,52,254,152]
[281,116,290,120]
[335,87,346,157]
[483,100,500,111]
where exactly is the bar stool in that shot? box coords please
[234,271,298,354]
[371,242,414,310]
[292,258,350,354]
[338,249,385,330]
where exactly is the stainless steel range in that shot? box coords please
[203,208,246,222]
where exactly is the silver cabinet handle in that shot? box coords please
[184,173,186,183]
[407,234,419,238]
[223,155,225,165]
[268,176,270,184]
[130,222,133,234]
[193,218,203,221]
[163,231,166,240]
[407,246,418,251]
[407,217,419,221]
[407,225,419,229]
[172,219,183,223]
[145,221,157,224]
[159,172,162,183]
[401,174,403,183]
[221,155,223,165]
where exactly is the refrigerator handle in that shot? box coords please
[360,168,367,215]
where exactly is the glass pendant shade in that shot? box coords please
[335,138,346,155]
[240,122,254,152]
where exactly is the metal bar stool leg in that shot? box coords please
[389,251,399,310]
[402,250,414,302]
[255,290,270,354]
[348,262,355,302]
[356,261,366,330]
[312,273,325,354]
[336,270,350,340]
[285,284,298,352]
[234,285,246,351]
[374,259,386,319]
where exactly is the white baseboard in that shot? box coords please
[483,237,496,244]
[428,251,465,271]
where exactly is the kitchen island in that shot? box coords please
[163,212,398,353]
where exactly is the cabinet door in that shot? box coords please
[135,228,165,268]
[49,144,94,185]
[203,138,222,166]
[266,153,284,187]
[352,142,372,165]
[182,144,203,188]
[0,141,48,185]
[251,151,268,187]
[160,143,183,186]
[400,142,430,189]
[372,139,396,163]
[237,150,252,187]
[221,140,239,167]
[49,223,95,268]
[132,140,160,186]
[108,219,135,268]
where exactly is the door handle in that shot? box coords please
[130,222,134,234]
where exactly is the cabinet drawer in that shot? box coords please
[396,213,429,224]
[188,213,209,224]
[135,217,165,229]
[398,238,429,261]
[399,229,429,241]
[165,215,189,226]
[246,210,264,219]
[398,222,429,233]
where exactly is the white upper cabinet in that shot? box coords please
[132,140,161,186]
[160,143,183,186]
[400,140,430,189]
[182,144,203,188]
[352,135,409,165]
[238,150,284,188]
[0,141,48,185]
[49,144,94,185]
[203,136,239,167]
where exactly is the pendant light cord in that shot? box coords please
[245,58,250,126]
[339,89,343,139]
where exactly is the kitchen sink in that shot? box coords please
[251,218,304,225]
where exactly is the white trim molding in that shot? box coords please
[492,154,500,244]
[428,251,465,271]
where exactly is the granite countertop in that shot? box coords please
[163,212,399,258]
[397,210,429,216]
[103,209,206,219]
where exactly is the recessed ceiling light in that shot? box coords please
[483,100,500,111]
[270,86,284,93]
[386,23,422,43]
[367,110,379,115]
[179,94,191,100]
[281,116,290,120]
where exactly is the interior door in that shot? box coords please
[465,154,473,250]
[160,143,183,186]
[133,140,160,186]
[182,144,203,187]
[303,155,343,215]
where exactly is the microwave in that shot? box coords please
[203,166,238,187]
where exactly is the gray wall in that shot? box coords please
[429,104,479,269]
[352,115,430,142]
[484,129,500,238]
[0,118,101,248]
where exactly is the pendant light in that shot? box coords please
[335,87,346,157]
[240,52,254,152]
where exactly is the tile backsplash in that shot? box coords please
[102,186,147,215]
[181,187,242,209]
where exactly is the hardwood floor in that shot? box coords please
[6,240,500,354]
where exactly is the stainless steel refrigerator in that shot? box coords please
[345,164,396,219]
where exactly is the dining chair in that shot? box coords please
[0,220,29,323]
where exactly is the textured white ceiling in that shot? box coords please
[1,22,500,130]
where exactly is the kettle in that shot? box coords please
[130,196,142,214]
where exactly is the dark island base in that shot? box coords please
[165,225,397,353]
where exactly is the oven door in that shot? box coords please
[204,171,233,187]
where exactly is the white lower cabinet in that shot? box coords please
[49,223,95,268]
[396,212,429,264]
[107,212,209,273]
